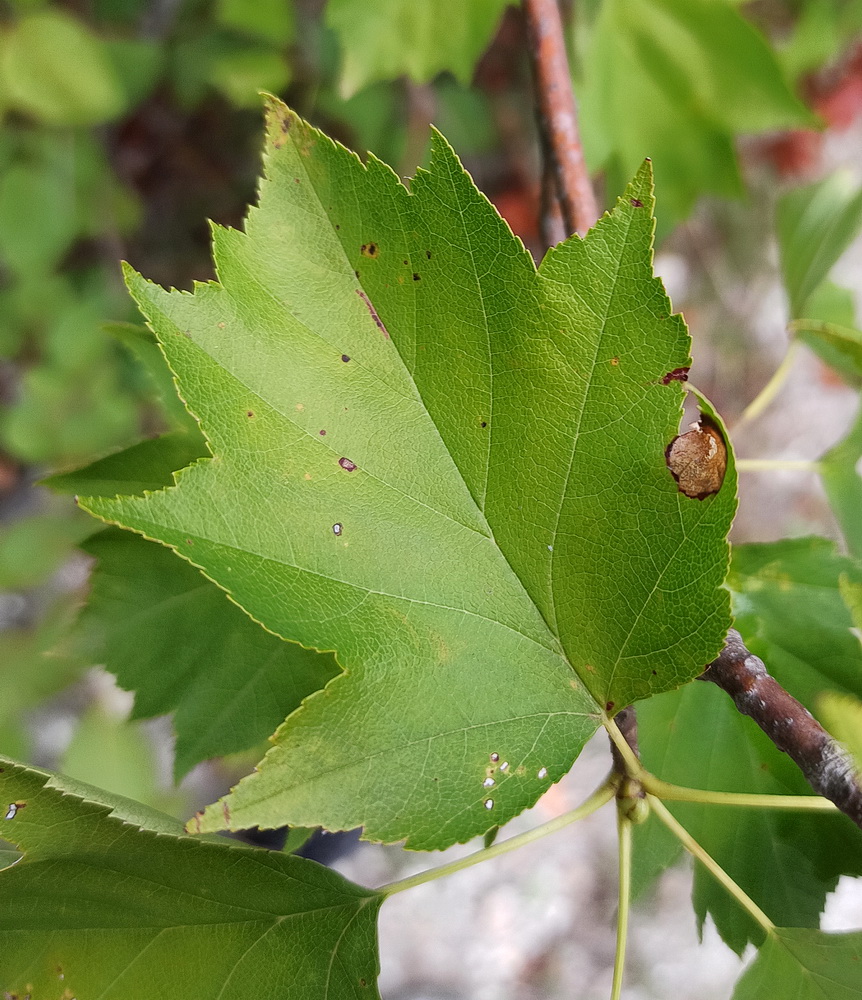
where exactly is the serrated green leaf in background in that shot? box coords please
[638,681,862,954]
[63,528,339,780]
[732,928,862,1000]
[777,170,862,318]
[0,756,382,999]
[0,10,126,125]
[820,406,862,558]
[794,319,862,387]
[80,100,735,849]
[576,0,813,227]
[729,538,862,707]
[638,537,862,951]
[327,0,512,96]
[819,691,862,776]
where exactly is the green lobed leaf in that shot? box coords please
[326,0,512,96]
[639,681,862,954]
[44,431,210,498]
[777,171,862,318]
[0,756,382,999]
[64,528,339,780]
[80,100,735,849]
[732,928,862,1000]
[577,0,814,227]
[639,537,862,951]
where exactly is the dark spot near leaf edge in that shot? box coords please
[661,367,690,385]
[630,197,644,207]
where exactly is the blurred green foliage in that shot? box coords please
[0,0,861,823]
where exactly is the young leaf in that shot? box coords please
[80,100,735,849]
[64,528,338,780]
[732,928,862,1000]
[0,756,382,999]
[577,0,812,226]
[326,0,511,97]
[777,171,862,318]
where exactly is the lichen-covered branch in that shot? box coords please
[701,630,862,829]
[523,0,598,237]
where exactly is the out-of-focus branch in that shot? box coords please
[523,0,598,237]
[700,630,862,830]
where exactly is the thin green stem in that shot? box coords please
[610,813,632,1000]
[605,716,646,780]
[643,776,838,811]
[736,458,820,473]
[735,339,800,428]
[649,796,775,934]
[789,318,861,340]
[378,780,616,897]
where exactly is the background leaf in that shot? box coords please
[732,928,862,1000]
[0,756,383,999]
[64,528,339,780]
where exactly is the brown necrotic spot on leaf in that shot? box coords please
[412,273,421,281]
[341,354,351,362]
[319,429,326,436]
[605,701,615,712]
[339,457,357,472]
[630,197,644,207]
[360,243,379,258]
[665,415,727,500]
[246,411,254,418]
[610,357,620,366]
[661,367,690,385]
[425,250,432,259]
[356,289,390,338]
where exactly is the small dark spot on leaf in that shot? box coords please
[359,979,367,987]
[354,270,360,279]
[490,752,499,762]
[425,250,432,259]
[341,354,351,363]
[356,289,390,338]
[360,243,379,258]
[403,259,409,265]
[481,421,487,428]
[610,357,619,366]
[412,273,420,281]
[339,457,357,471]
[247,411,254,418]
[605,701,615,712]
[222,801,231,824]
[665,414,727,500]
[185,539,193,545]
[630,197,644,207]
[319,429,326,436]
[294,177,300,184]
[335,224,341,230]
[333,523,343,536]
[661,367,690,385]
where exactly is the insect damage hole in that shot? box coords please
[665,413,727,500]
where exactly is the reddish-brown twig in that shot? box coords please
[701,630,862,830]
[523,0,598,237]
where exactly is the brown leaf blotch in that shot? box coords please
[665,415,727,500]
[360,243,379,258]
[661,367,690,385]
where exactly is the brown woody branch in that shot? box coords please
[523,0,598,238]
[700,630,862,830]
